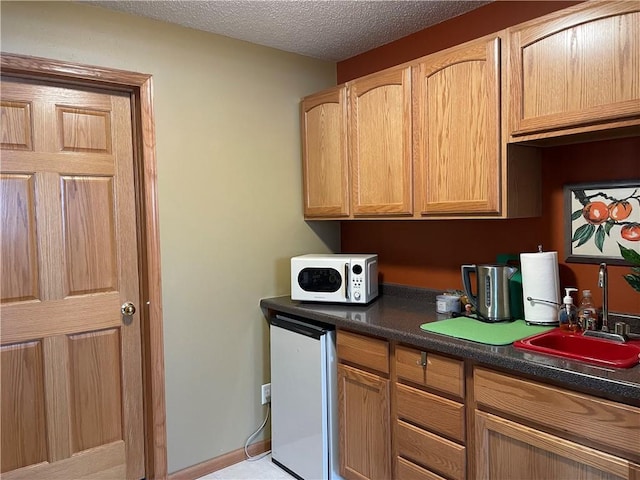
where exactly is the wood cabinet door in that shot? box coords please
[338,364,391,480]
[509,2,640,137]
[301,86,349,218]
[1,77,144,479]
[474,367,640,463]
[349,66,412,216]
[414,36,501,216]
[475,411,635,480]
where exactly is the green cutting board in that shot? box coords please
[420,317,554,346]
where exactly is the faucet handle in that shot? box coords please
[585,316,597,331]
[614,322,631,337]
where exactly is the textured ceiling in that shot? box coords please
[86,1,491,61]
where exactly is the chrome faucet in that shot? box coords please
[598,262,608,332]
[584,262,631,342]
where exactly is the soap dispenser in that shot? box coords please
[558,287,579,332]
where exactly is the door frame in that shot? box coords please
[1,52,168,479]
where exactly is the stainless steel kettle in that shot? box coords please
[461,264,518,322]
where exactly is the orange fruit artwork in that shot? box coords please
[582,201,609,225]
[621,224,640,242]
[608,200,633,221]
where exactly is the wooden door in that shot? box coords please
[475,411,634,480]
[1,76,144,479]
[349,66,412,216]
[301,86,350,218]
[414,36,501,216]
[338,364,391,480]
[508,2,640,138]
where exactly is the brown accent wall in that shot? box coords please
[338,1,640,314]
[337,1,582,83]
[341,138,640,314]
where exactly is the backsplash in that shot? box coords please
[342,137,640,315]
[381,283,640,334]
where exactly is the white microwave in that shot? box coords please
[291,254,378,304]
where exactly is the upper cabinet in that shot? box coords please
[414,36,501,216]
[301,86,349,218]
[508,2,640,141]
[300,1,637,220]
[300,41,539,220]
[348,66,413,216]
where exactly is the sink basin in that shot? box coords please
[513,328,640,368]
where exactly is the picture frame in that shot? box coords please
[564,180,640,265]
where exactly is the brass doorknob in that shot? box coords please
[121,302,136,317]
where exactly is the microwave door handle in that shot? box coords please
[344,263,350,300]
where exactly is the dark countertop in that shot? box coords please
[260,286,640,404]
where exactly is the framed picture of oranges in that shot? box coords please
[564,180,640,265]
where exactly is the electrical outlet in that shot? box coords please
[261,383,271,405]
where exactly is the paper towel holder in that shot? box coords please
[526,296,561,307]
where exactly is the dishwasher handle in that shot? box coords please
[272,315,332,339]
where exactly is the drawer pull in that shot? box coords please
[416,351,427,367]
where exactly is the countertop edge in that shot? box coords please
[260,295,640,404]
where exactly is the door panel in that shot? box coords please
[0,101,32,150]
[58,107,112,153]
[69,329,123,453]
[0,341,47,472]
[62,176,117,295]
[0,174,38,302]
[0,76,144,479]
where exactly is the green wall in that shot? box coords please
[1,1,339,473]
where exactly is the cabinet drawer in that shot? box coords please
[396,383,465,442]
[397,457,447,480]
[396,345,463,398]
[337,330,389,374]
[397,420,466,480]
[474,367,640,462]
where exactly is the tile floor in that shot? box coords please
[197,454,295,480]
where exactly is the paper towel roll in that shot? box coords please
[520,251,560,324]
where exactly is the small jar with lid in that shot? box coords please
[436,292,462,314]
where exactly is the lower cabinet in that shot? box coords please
[336,329,640,480]
[337,330,391,480]
[475,411,637,480]
[338,365,391,480]
[474,367,640,480]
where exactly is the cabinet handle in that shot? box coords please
[344,263,349,300]
[416,351,427,367]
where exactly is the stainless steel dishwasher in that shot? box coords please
[270,314,342,480]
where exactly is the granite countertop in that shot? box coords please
[260,285,640,404]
